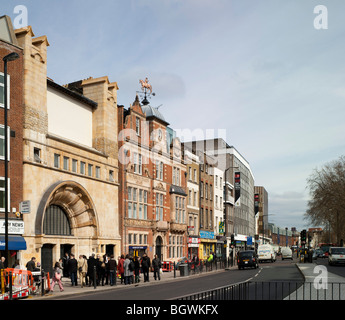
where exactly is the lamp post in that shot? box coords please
[3,52,19,268]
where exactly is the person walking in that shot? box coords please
[68,254,78,286]
[78,255,87,288]
[62,252,69,277]
[152,254,161,281]
[50,262,64,292]
[117,254,125,284]
[141,253,150,282]
[108,255,117,286]
[97,255,106,286]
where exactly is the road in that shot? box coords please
[60,256,303,300]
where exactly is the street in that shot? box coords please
[55,256,303,300]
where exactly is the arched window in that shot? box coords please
[43,205,71,236]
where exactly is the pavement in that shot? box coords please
[26,262,345,300]
[27,265,236,300]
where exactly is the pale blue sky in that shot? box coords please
[3,0,345,231]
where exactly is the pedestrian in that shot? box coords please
[87,253,97,287]
[141,253,150,282]
[82,255,89,286]
[50,262,64,292]
[58,258,64,277]
[97,255,106,286]
[68,253,78,286]
[0,256,5,270]
[152,254,161,281]
[103,253,110,285]
[26,257,40,272]
[78,254,87,288]
[134,256,140,283]
[62,252,69,277]
[123,254,131,285]
[108,255,117,286]
[117,254,125,284]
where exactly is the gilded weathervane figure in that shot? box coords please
[139,77,153,94]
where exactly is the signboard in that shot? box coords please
[0,219,25,235]
[219,221,225,234]
[247,236,253,246]
[188,237,200,248]
[234,172,241,207]
[20,200,31,214]
[254,194,259,215]
[199,230,215,239]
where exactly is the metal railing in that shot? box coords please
[176,280,345,300]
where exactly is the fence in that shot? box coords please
[176,280,345,300]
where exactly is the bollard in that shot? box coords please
[41,269,45,296]
[93,265,97,289]
[9,271,12,300]
[173,262,176,278]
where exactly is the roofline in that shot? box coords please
[47,79,98,109]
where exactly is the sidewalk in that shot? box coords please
[28,265,236,300]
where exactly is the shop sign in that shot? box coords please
[199,230,215,239]
[0,219,24,235]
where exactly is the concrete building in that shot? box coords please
[15,25,121,275]
[254,186,269,244]
[0,16,25,267]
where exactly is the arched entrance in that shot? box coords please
[155,236,163,260]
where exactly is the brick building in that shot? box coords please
[118,95,187,262]
[0,16,25,267]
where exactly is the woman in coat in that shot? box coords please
[123,254,132,285]
[117,254,125,284]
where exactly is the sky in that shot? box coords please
[3,0,345,231]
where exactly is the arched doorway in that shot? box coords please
[155,236,163,260]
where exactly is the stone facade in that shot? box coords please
[14,25,120,275]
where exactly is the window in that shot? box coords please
[200,208,203,228]
[72,159,78,173]
[205,183,208,199]
[128,187,147,220]
[43,205,71,235]
[109,170,114,182]
[0,73,10,109]
[63,157,69,171]
[0,177,10,212]
[155,193,164,221]
[156,161,163,180]
[173,167,180,186]
[194,169,197,182]
[54,154,60,168]
[88,164,93,177]
[80,161,85,175]
[96,166,101,179]
[175,196,185,223]
[200,181,204,198]
[34,148,41,163]
[133,153,142,175]
[135,117,140,136]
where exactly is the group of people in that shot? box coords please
[49,252,162,292]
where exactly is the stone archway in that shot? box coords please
[35,181,98,238]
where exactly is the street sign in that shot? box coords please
[19,200,31,214]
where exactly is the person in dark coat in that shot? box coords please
[108,255,117,286]
[62,252,69,277]
[141,253,151,282]
[87,253,97,287]
[152,254,161,281]
[68,254,78,286]
[134,256,140,283]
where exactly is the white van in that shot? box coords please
[281,247,293,260]
[258,244,276,263]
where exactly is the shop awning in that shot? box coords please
[0,235,27,250]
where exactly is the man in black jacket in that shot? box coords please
[141,253,151,282]
[68,254,78,286]
[87,253,97,287]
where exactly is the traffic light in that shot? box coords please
[301,229,306,243]
[231,234,235,246]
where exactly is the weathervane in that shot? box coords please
[138,77,155,105]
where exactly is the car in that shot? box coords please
[313,249,323,259]
[281,247,293,260]
[328,247,345,266]
[237,250,258,270]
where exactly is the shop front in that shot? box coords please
[129,245,147,258]
[199,230,216,261]
[187,236,200,260]
[0,219,26,267]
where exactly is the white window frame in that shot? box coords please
[0,177,10,212]
[0,125,10,161]
[0,73,10,109]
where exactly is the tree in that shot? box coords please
[305,156,345,245]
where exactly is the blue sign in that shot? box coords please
[199,231,215,239]
[247,236,253,245]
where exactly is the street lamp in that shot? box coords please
[3,52,19,267]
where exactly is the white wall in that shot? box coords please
[47,87,93,147]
